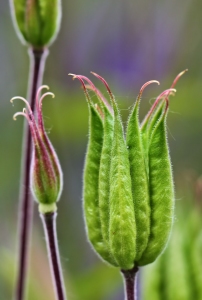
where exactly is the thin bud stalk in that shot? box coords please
[14,47,48,300]
[40,212,67,300]
[121,267,139,300]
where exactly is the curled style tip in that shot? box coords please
[10,96,32,114]
[75,75,97,92]
[141,88,176,127]
[39,92,55,108]
[13,109,30,122]
[152,88,176,112]
[36,85,49,110]
[91,72,114,100]
[171,69,188,89]
[36,85,49,101]
[137,80,160,103]
[68,73,76,79]
[68,74,86,91]
[69,74,92,104]
[85,84,113,115]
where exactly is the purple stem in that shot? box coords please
[41,212,67,300]
[14,47,48,300]
[121,266,139,300]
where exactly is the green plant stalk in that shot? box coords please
[15,47,48,300]
[40,212,67,300]
[121,267,139,300]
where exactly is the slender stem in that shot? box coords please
[41,212,67,300]
[121,266,139,300]
[15,47,48,300]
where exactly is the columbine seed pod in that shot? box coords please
[126,80,159,262]
[10,0,62,48]
[71,72,184,271]
[138,97,174,266]
[107,84,136,270]
[92,74,136,270]
[90,75,114,250]
[11,86,63,213]
[69,74,117,265]
[80,74,117,262]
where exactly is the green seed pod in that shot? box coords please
[109,101,136,269]
[98,106,114,246]
[138,100,174,266]
[98,83,137,270]
[85,77,118,265]
[71,72,185,271]
[83,103,107,259]
[69,75,116,265]
[126,81,159,262]
[11,86,63,214]
[75,74,115,252]
[89,74,136,270]
[10,0,62,48]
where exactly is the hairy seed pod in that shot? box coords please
[126,81,159,261]
[70,75,116,265]
[138,101,174,265]
[71,72,185,271]
[93,95,117,265]
[76,74,115,255]
[109,94,136,270]
[83,103,109,258]
[98,105,114,247]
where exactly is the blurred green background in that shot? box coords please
[0,0,202,299]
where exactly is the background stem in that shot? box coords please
[41,212,67,300]
[15,47,48,300]
[121,266,139,300]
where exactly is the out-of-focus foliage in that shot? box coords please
[142,175,202,300]
[1,0,202,299]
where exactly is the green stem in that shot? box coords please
[14,47,48,300]
[41,212,67,300]
[121,266,139,300]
